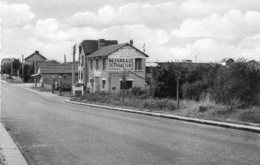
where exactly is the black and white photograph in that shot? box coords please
[0,0,260,164]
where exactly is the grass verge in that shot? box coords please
[71,93,260,126]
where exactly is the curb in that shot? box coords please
[0,123,28,165]
[65,100,260,134]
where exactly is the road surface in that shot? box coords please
[1,82,260,165]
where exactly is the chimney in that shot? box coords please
[98,39,105,49]
[130,40,133,46]
[35,50,39,54]
[64,54,67,63]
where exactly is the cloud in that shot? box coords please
[2,1,260,63]
[66,0,230,30]
[171,9,260,42]
[2,2,35,28]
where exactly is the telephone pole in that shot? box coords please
[122,69,127,104]
[72,44,76,93]
[22,54,24,80]
[175,71,181,110]
[34,60,37,87]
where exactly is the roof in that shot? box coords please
[38,60,60,67]
[221,58,234,62]
[80,40,118,55]
[25,51,47,61]
[158,62,217,71]
[87,43,149,58]
[38,63,78,74]
[1,58,15,64]
[146,62,158,67]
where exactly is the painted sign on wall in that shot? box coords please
[107,58,134,71]
[109,71,130,78]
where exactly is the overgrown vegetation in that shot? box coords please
[72,58,260,124]
[154,59,260,109]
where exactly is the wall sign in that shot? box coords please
[107,58,134,71]
[109,71,130,78]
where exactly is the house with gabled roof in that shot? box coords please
[78,39,118,85]
[32,62,78,90]
[25,50,47,64]
[78,39,149,93]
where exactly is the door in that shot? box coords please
[95,77,100,92]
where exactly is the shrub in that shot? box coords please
[198,105,208,112]
[182,81,208,101]
[141,98,176,111]
[238,108,260,123]
[211,59,260,107]
[131,86,145,96]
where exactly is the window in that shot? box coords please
[120,80,133,90]
[79,46,82,54]
[102,58,106,70]
[96,59,99,70]
[135,58,142,70]
[80,55,84,67]
[81,71,83,80]
[90,59,93,70]
[102,79,106,89]
[90,78,93,87]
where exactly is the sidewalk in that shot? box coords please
[0,123,28,165]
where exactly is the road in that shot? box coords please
[1,82,260,165]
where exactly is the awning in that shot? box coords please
[31,73,40,77]
[31,68,41,77]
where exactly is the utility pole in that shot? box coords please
[122,69,127,104]
[10,59,13,77]
[72,44,76,93]
[176,71,181,110]
[34,60,37,87]
[22,54,24,80]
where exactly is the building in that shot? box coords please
[32,62,78,90]
[1,58,15,65]
[78,39,149,93]
[220,58,235,66]
[25,50,47,64]
[78,39,118,85]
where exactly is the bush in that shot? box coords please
[211,59,260,107]
[182,81,208,101]
[142,98,176,111]
[238,108,260,123]
[131,86,145,96]
[198,105,208,112]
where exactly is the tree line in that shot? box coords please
[1,59,35,82]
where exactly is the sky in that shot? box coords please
[1,0,260,62]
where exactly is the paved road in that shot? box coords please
[1,82,260,165]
